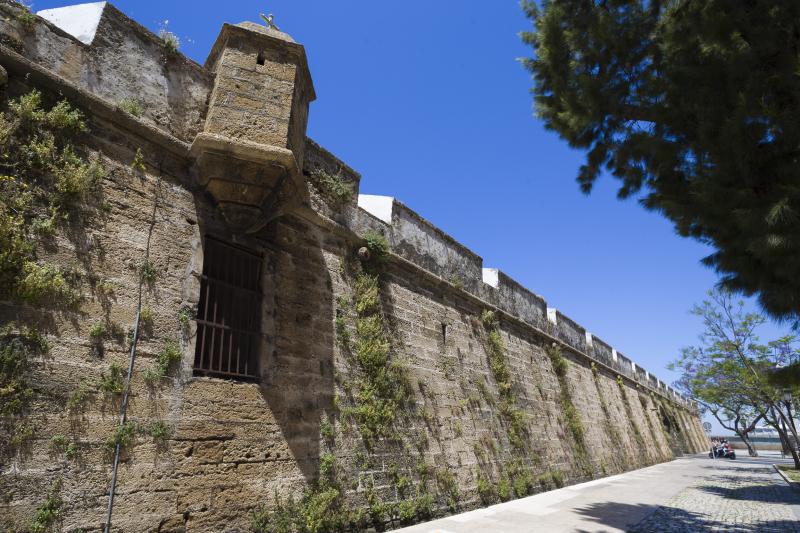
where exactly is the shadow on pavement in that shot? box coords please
[698,481,800,505]
[572,501,659,531]
[574,501,799,533]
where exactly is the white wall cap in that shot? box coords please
[482,268,499,288]
[546,307,557,325]
[358,194,394,225]
[37,2,107,45]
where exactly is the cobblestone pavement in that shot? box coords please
[630,458,800,532]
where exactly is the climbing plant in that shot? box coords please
[480,310,528,452]
[545,343,590,475]
[589,363,623,465]
[617,379,648,465]
[252,237,446,531]
[342,271,414,448]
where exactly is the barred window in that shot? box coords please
[194,237,263,380]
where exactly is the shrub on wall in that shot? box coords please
[0,90,104,305]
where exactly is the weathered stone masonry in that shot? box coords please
[0,2,707,531]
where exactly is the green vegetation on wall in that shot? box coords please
[0,326,48,460]
[254,236,442,531]
[545,343,590,474]
[480,310,528,452]
[0,89,107,462]
[617,378,647,464]
[309,169,353,206]
[29,480,62,533]
[0,90,104,305]
[590,363,623,463]
[340,271,415,446]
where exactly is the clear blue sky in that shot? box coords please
[35,1,791,434]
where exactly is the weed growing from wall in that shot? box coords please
[15,9,36,33]
[309,169,353,206]
[251,454,362,532]
[537,470,564,489]
[657,399,690,454]
[149,421,172,451]
[158,22,180,57]
[142,341,181,385]
[0,90,106,460]
[98,362,125,394]
[434,467,460,512]
[104,421,136,457]
[66,382,92,413]
[29,479,62,533]
[255,240,442,531]
[638,393,662,458]
[117,98,143,118]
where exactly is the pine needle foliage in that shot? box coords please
[522,0,800,325]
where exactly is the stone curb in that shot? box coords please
[772,463,800,491]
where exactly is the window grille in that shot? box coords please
[193,236,263,379]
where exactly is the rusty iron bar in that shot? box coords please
[193,237,262,380]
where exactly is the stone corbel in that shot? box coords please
[190,132,305,234]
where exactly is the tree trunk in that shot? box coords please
[774,406,800,469]
[737,431,758,457]
[769,409,800,469]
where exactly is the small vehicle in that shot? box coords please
[709,441,736,459]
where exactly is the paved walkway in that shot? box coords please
[396,453,800,532]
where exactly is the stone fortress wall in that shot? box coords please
[0,2,707,531]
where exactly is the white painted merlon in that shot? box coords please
[585,331,593,348]
[546,307,557,325]
[611,349,618,362]
[358,194,394,225]
[631,361,636,372]
[482,268,499,288]
[37,2,107,45]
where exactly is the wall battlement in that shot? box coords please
[357,194,695,409]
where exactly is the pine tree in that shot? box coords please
[521,0,800,325]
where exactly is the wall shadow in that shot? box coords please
[257,214,336,483]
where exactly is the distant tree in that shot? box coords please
[672,356,764,456]
[670,289,800,467]
[521,0,800,326]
